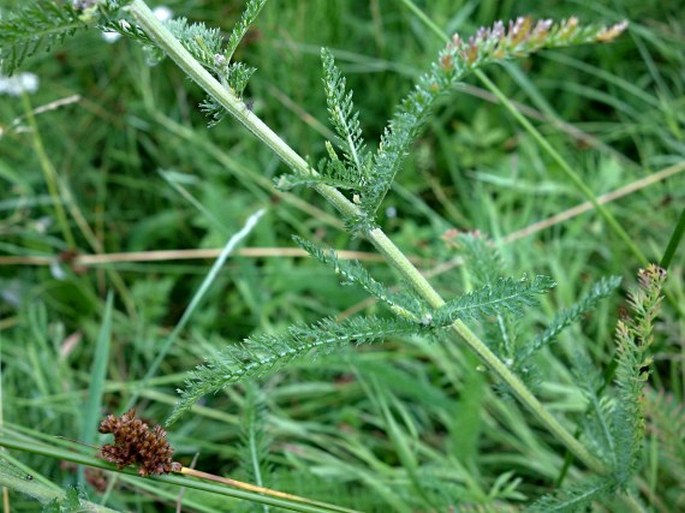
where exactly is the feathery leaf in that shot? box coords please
[0,1,90,74]
[526,476,616,513]
[321,48,370,184]
[224,0,267,63]
[236,384,273,513]
[611,265,666,485]
[169,316,419,423]
[571,351,617,468]
[518,276,622,362]
[433,275,556,328]
[453,232,504,285]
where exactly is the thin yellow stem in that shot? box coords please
[178,467,361,513]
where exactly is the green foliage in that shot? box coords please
[610,264,666,485]
[1,0,681,512]
[433,275,556,328]
[319,48,370,188]
[43,487,86,513]
[644,389,685,491]
[275,49,370,192]
[571,351,618,467]
[519,276,623,362]
[454,232,504,285]
[235,384,273,513]
[169,316,420,424]
[533,265,667,511]
[294,235,429,323]
[526,476,615,513]
[158,0,266,126]
[224,0,267,65]
[277,17,630,232]
[449,232,553,363]
[164,16,256,99]
[0,0,88,74]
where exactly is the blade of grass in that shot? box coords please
[19,93,75,249]
[159,169,229,236]
[0,454,117,512]
[125,208,266,410]
[79,291,113,486]
[0,333,8,512]
[472,69,648,265]
[0,436,360,513]
[365,376,438,509]
[660,207,685,270]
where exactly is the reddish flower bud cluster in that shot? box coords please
[98,409,182,476]
[441,16,628,68]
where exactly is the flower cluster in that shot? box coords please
[439,16,629,71]
[98,409,181,476]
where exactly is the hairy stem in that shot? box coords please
[127,0,607,474]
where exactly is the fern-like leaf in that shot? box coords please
[432,275,555,328]
[279,49,372,202]
[321,48,369,184]
[169,316,419,423]
[294,236,429,323]
[571,351,617,467]
[0,1,92,74]
[361,17,628,218]
[223,0,267,63]
[517,276,622,362]
[454,232,505,285]
[645,388,685,482]
[236,384,273,513]
[611,264,666,485]
[526,476,616,513]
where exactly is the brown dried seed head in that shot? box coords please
[98,409,180,476]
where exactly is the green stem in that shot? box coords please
[127,0,607,475]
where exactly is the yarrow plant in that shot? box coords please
[0,0,675,511]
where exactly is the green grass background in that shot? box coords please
[0,0,683,511]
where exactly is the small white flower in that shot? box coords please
[101,31,122,43]
[385,206,397,218]
[0,72,39,96]
[153,6,173,22]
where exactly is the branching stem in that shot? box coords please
[127,0,608,475]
